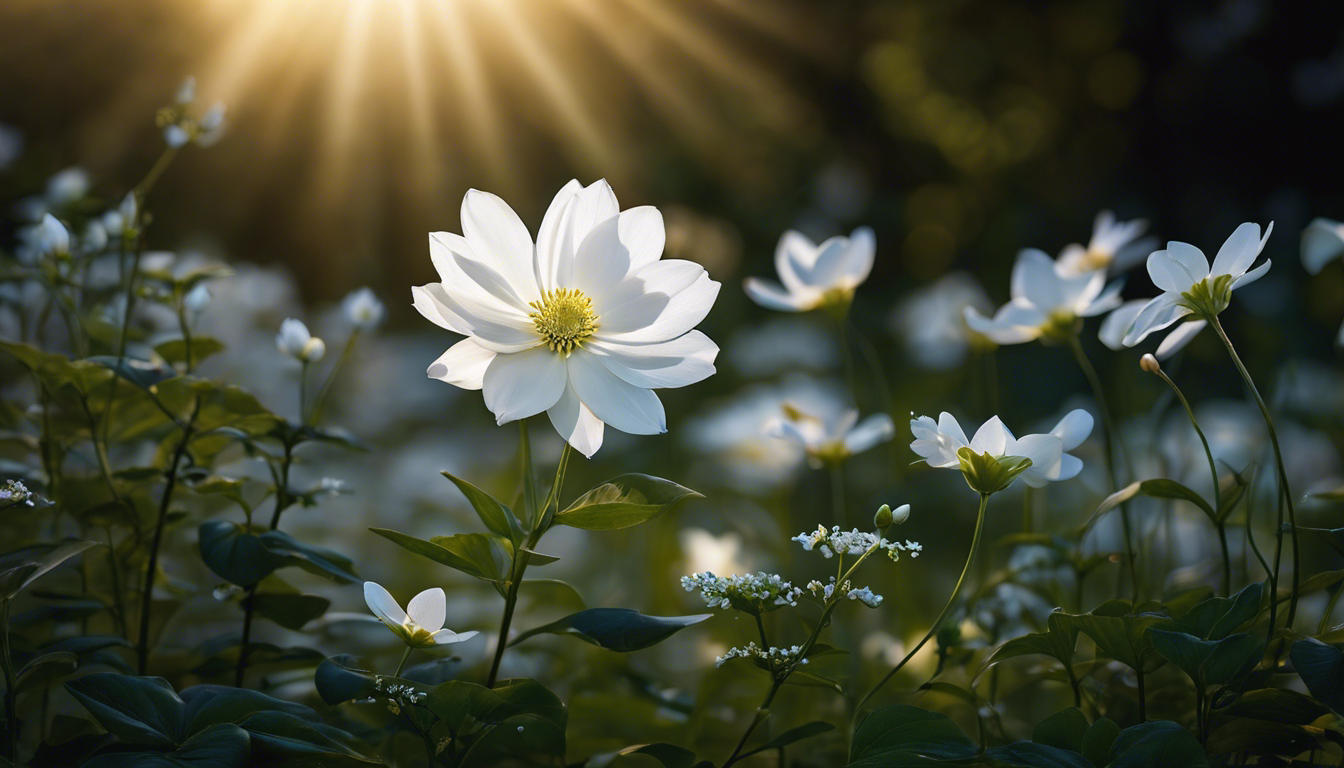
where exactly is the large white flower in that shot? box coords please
[1121,222,1272,348]
[1302,218,1344,345]
[1056,211,1156,276]
[964,249,1123,344]
[364,582,478,649]
[743,227,874,312]
[415,180,720,457]
[910,410,1092,489]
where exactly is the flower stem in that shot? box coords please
[3,600,16,764]
[856,492,990,716]
[1210,316,1299,631]
[309,330,359,425]
[394,646,414,678]
[238,436,297,687]
[136,397,200,674]
[486,443,572,688]
[1148,363,1229,593]
[1068,335,1139,601]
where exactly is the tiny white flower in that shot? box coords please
[276,318,326,362]
[164,125,190,148]
[364,582,479,648]
[196,104,228,147]
[102,193,139,238]
[416,180,720,458]
[342,287,385,330]
[176,76,197,106]
[1122,222,1272,348]
[184,283,211,313]
[36,214,70,256]
[744,227,875,312]
[965,248,1123,345]
[910,411,1092,489]
[1056,211,1156,276]
[768,403,894,468]
[45,167,90,206]
[82,221,108,254]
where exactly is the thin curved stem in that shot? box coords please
[1210,316,1299,630]
[394,646,414,678]
[856,492,990,716]
[1068,335,1139,601]
[309,331,359,425]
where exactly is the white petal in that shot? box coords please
[775,231,815,294]
[572,207,666,302]
[844,413,895,455]
[910,413,965,467]
[1231,259,1271,290]
[970,416,1013,456]
[364,582,408,626]
[565,180,620,261]
[599,273,720,343]
[1151,242,1209,292]
[795,236,852,289]
[1014,433,1063,485]
[406,587,446,632]
[428,338,496,390]
[1122,293,1191,347]
[964,302,1045,345]
[1098,300,1146,350]
[430,232,532,318]
[588,330,718,389]
[1211,221,1270,279]
[567,349,666,435]
[1155,319,1207,359]
[1079,277,1124,317]
[1055,454,1083,482]
[1050,409,1093,451]
[412,284,537,353]
[1010,249,1063,310]
[482,346,568,424]
[460,189,540,303]
[937,412,970,446]
[1302,218,1344,275]
[744,278,811,311]
[547,379,605,457]
[535,180,583,291]
[841,226,876,287]
[431,629,480,645]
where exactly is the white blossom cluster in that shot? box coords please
[805,577,884,608]
[715,642,810,668]
[373,677,426,705]
[681,571,804,613]
[0,480,35,508]
[792,525,921,561]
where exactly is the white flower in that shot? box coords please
[184,283,211,313]
[415,180,720,458]
[1098,299,1207,360]
[36,214,70,256]
[276,318,326,362]
[102,193,139,238]
[768,403,894,468]
[45,168,90,207]
[682,571,803,613]
[792,523,918,561]
[342,287,385,330]
[964,249,1123,344]
[196,104,228,147]
[743,227,875,312]
[363,582,478,648]
[889,272,993,369]
[1056,211,1156,276]
[911,410,1092,489]
[1302,218,1344,345]
[1122,222,1272,348]
[175,76,197,106]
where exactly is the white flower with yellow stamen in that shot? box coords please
[415,180,720,457]
[1057,210,1156,276]
[363,582,478,649]
[743,227,875,313]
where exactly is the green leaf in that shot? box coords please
[442,472,524,543]
[986,741,1091,768]
[0,540,99,601]
[510,608,711,652]
[314,656,381,706]
[1171,582,1264,640]
[240,711,379,765]
[256,530,359,584]
[65,674,184,748]
[1207,718,1323,757]
[1291,638,1344,714]
[1031,707,1089,752]
[1070,604,1170,674]
[86,356,177,391]
[197,521,287,587]
[16,651,79,693]
[848,705,977,766]
[986,612,1079,669]
[1150,630,1265,687]
[1107,720,1208,767]
[1135,479,1216,524]
[369,528,507,595]
[1215,688,1331,725]
[554,474,702,531]
[428,533,513,583]
[740,721,835,758]
[251,592,330,631]
[153,337,226,367]
[596,743,699,768]
[1080,717,1118,767]
[423,678,567,765]
[83,723,252,768]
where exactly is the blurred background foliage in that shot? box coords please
[5,0,1344,761]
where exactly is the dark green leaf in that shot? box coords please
[428,533,513,583]
[65,674,184,748]
[597,743,698,768]
[16,651,78,692]
[257,530,358,583]
[848,705,977,766]
[0,540,99,601]
[314,656,380,706]
[154,337,225,367]
[240,711,379,765]
[986,741,1091,768]
[1215,688,1330,725]
[1107,720,1207,767]
[1291,638,1344,714]
[86,356,177,391]
[740,721,835,758]
[1080,717,1119,768]
[197,521,287,587]
[554,474,702,531]
[369,528,506,595]
[1150,630,1265,687]
[250,592,330,631]
[1031,707,1089,752]
[83,723,252,768]
[442,472,523,543]
[510,608,710,652]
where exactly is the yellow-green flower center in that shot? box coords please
[1179,274,1234,320]
[1074,248,1111,272]
[1041,309,1081,342]
[530,288,598,355]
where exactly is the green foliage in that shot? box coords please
[553,474,702,530]
[509,608,711,652]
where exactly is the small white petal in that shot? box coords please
[1231,259,1271,290]
[572,207,666,302]
[599,273,720,343]
[588,331,718,389]
[482,346,568,424]
[547,379,605,457]
[364,582,409,626]
[969,416,1013,456]
[1014,433,1064,485]
[1010,249,1064,311]
[1123,293,1190,347]
[744,277,813,312]
[567,349,667,435]
[844,413,895,455]
[460,189,540,303]
[428,338,497,390]
[406,588,446,632]
[1302,218,1344,275]
[431,629,480,645]
[1155,319,1207,359]
[1050,409,1093,451]
[1099,300,1146,350]
[535,180,583,290]
[1211,221,1269,279]
[775,230,816,294]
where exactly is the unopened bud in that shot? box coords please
[890,503,911,525]
[874,504,892,528]
[1140,354,1161,374]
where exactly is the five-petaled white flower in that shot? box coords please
[414,180,720,458]
[768,403,894,468]
[1056,211,1156,276]
[1121,222,1272,348]
[276,318,326,363]
[364,582,478,648]
[964,249,1122,344]
[743,227,874,313]
[1302,218,1344,346]
[343,287,385,330]
[910,410,1092,490]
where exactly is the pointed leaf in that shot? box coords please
[510,608,710,652]
[1,540,99,601]
[848,705,977,766]
[554,474,702,531]
[369,528,506,594]
[65,674,184,747]
[442,471,523,543]
[197,521,287,587]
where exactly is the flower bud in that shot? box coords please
[1139,353,1161,374]
[37,214,69,256]
[873,504,893,528]
[890,503,910,525]
[342,286,385,330]
[277,318,325,362]
[184,283,211,313]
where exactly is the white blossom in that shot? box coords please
[364,581,479,648]
[681,571,802,613]
[744,227,874,312]
[1056,211,1156,276]
[965,248,1123,345]
[342,287,385,330]
[276,318,326,362]
[911,411,1092,488]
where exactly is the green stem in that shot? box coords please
[856,492,991,715]
[137,397,200,675]
[519,420,539,530]
[299,360,310,426]
[133,146,181,200]
[394,646,414,678]
[3,600,16,764]
[308,331,359,426]
[238,438,297,686]
[754,614,769,649]
[1069,335,1139,601]
[1319,583,1344,636]
[485,443,572,688]
[1210,316,1299,630]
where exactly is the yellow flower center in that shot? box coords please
[530,288,598,355]
[1075,248,1111,271]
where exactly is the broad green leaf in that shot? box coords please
[251,592,330,631]
[153,337,225,368]
[1135,478,1216,524]
[1290,638,1344,714]
[86,355,177,391]
[428,533,513,583]
[1150,630,1265,687]
[179,684,322,733]
[16,651,78,693]
[593,743,698,768]
[197,521,287,587]
[1031,707,1089,753]
[83,723,252,768]
[256,530,359,583]
[1207,718,1323,757]
[848,705,977,766]
[986,741,1091,768]
[1070,604,1170,674]
[1107,720,1208,767]
[510,608,711,652]
[65,674,184,748]
[442,471,524,543]
[369,528,507,595]
[240,711,379,766]
[986,612,1079,669]
[314,656,381,706]
[1215,688,1330,725]
[554,474,702,531]
[1170,582,1264,640]
[0,540,99,601]
[1080,717,1118,768]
